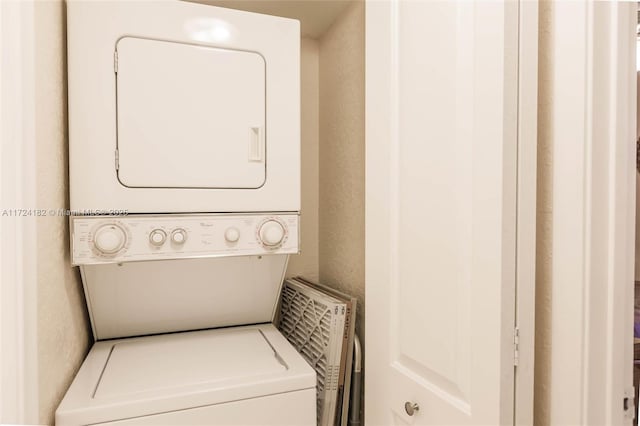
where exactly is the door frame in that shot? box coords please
[543,2,636,424]
[364,0,538,424]
[0,0,39,423]
[514,1,538,424]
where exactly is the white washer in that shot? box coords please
[57,215,315,425]
[56,324,316,425]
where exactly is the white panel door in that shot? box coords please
[366,1,519,425]
[116,37,266,189]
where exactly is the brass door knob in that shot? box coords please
[404,401,420,416]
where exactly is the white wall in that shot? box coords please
[286,4,366,312]
[317,3,365,421]
[33,1,92,424]
[286,37,320,280]
[318,0,365,347]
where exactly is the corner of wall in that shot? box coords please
[316,4,365,420]
[317,0,365,340]
[533,2,553,424]
[285,37,320,281]
[34,1,92,423]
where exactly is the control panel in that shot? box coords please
[71,213,299,265]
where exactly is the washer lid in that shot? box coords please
[95,328,285,398]
[55,324,316,426]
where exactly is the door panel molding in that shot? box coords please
[0,0,39,423]
[514,1,538,425]
[542,2,636,424]
[365,0,533,424]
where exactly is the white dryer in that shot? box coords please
[67,0,300,213]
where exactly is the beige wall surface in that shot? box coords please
[286,37,320,281]
[534,2,553,425]
[318,0,365,383]
[34,1,92,424]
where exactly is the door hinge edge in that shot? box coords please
[513,326,520,367]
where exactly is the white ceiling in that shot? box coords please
[184,0,354,39]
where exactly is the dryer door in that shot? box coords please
[116,37,266,189]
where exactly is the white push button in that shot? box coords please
[224,227,240,243]
[149,229,167,246]
[171,229,187,244]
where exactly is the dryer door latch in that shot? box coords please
[248,126,264,162]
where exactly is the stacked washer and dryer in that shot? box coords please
[56,1,316,425]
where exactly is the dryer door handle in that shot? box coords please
[248,126,264,162]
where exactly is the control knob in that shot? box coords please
[149,229,167,246]
[258,220,286,247]
[93,224,127,255]
[171,229,187,244]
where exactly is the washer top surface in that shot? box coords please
[95,327,286,398]
[56,324,315,426]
